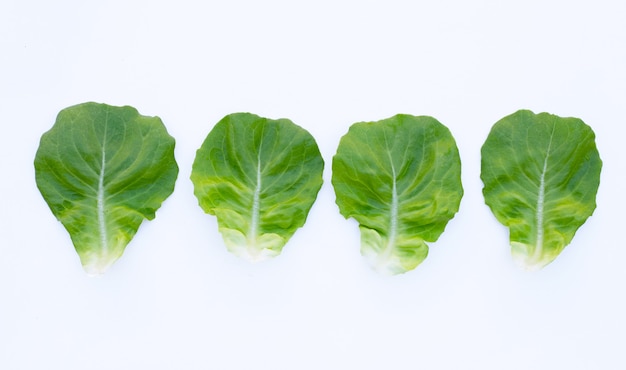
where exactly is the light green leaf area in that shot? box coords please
[332,114,463,275]
[191,113,324,261]
[34,102,179,275]
[481,110,602,270]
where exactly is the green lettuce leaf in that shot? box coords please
[34,102,179,275]
[190,113,324,261]
[332,114,463,275]
[481,110,602,270]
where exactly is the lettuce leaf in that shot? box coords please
[190,112,324,261]
[332,114,463,275]
[34,102,179,275]
[481,110,602,270]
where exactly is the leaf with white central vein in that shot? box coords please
[35,102,179,275]
[247,156,262,257]
[481,110,602,270]
[533,153,548,262]
[97,135,108,259]
[191,113,324,261]
[332,114,463,275]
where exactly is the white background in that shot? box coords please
[2,1,625,369]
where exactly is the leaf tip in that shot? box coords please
[76,246,126,276]
[81,257,120,276]
[220,228,286,262]
[510,242,556,271]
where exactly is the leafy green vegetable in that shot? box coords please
[332,114,463,275]
[481,110,602,270]
[190,112,324,261]
[34,102,178,275]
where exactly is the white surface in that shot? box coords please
[2,1,625,369]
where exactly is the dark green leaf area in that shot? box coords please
[333,115,462,242]
[36,103,177,222]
